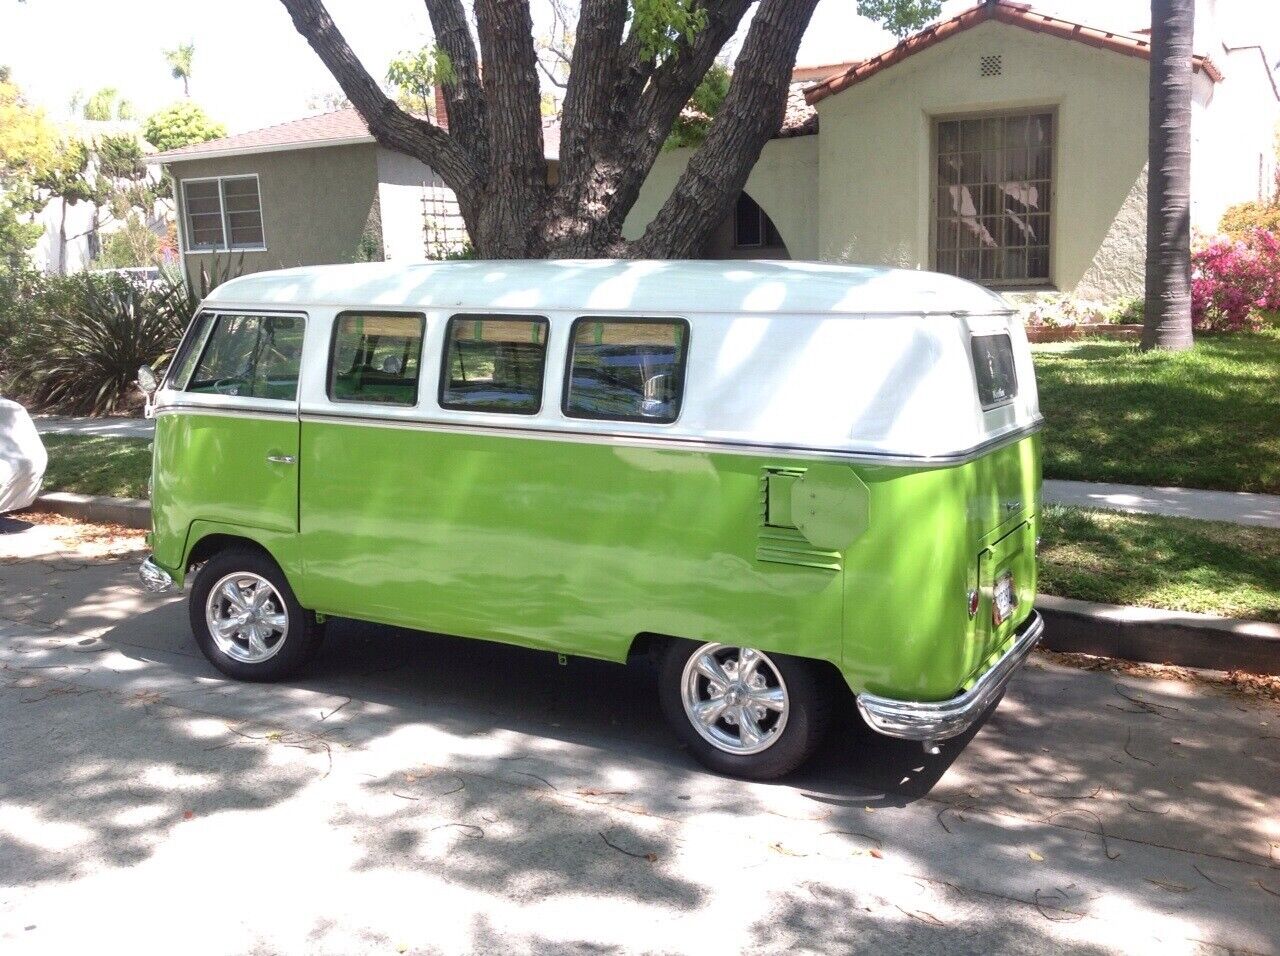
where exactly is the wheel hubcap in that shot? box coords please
[205,572,289,664]
[680,644,789,755]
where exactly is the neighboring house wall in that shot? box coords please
[624,136,820,260]
[814,20,1150,297]
[168,143,379,285]
[1190,46,1280,231]
[375,146,467,262]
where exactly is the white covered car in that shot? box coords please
[0,399,47,513]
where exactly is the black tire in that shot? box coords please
[189,547,324,682]
[658,639,834,780]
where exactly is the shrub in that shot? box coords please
[1013,293,1110,328]
[1191,228,1280,333]
[1,273,189,415]
[1219,201,1280,240]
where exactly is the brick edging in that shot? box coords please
[1037,594,1280,676]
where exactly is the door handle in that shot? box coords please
[267,454,296,465]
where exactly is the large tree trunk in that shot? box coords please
[1142,0,1195,351]
[279,0,821,260]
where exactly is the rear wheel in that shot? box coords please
[659,640,833,780]
[189,548,323,681]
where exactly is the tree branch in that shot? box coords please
[557,0,627,186]
[278,0,480,205]
[423,0,488,163]
[633,0,821,257]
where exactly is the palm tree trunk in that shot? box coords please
[1141,0,1195,351]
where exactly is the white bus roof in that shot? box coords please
[203,259,1011,317]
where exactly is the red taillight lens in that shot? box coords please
[967,589,980,618]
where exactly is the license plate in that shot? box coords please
[993,571,1017,626]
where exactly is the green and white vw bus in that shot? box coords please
[138,260,1043,779]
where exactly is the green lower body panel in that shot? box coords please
[152,409,1040,704]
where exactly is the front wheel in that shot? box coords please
[189,548,323,682]
[658,640,833,780]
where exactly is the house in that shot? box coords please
[152,0,1279,302]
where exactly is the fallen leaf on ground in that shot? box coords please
[1028,851,1045,862]
[869,848,884,859]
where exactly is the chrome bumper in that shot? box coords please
[138,555,176,593]
[856,610,1044,742]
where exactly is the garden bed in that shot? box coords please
[1024,323,1142,343]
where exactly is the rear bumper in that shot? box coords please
[856,610,1044,742]
[138,554,176,593]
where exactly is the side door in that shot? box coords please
[152,310,306,569]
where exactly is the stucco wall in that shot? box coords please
[167,143,379,285]
[814,20,1150,297]
[623,135,819,260]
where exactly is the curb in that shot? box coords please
[1038,594,1280,676]
[29,492,151,531]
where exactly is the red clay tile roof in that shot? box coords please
[806,0,1224,106]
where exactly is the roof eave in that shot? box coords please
[147,134,378,165]
[805,0,1223,106]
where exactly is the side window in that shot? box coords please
[440,315,548,415]
[971,332,1018,408]
[167,311,217,390]
[563,318,689,423]
[329,312,425,406]
[186,313,306,401]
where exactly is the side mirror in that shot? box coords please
[137,364,159,398]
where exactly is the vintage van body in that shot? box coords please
[139,259,1043,778]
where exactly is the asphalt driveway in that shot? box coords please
[1,515,1278,955]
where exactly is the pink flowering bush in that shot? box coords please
[1191,228,1280,332]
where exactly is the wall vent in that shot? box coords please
[980,54,1003,77]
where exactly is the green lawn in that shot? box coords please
[1033,329,1280,494]
[1039,504,1280,623]
[40,434,152,499]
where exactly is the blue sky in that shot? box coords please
[2,0,1274,134]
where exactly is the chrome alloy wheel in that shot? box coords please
[680,644,789,755]
[205,572,290,664]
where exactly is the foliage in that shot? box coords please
[1032,328,1280,494]
[1190,229,1280,332]
[1015,294,1111,328]
[97,214,163,269]
[857,0,942,38]
[629,0,708,61]
[0,272,188,415]
[1039,505,1280,623]
[165,42,195,96]
[386,45,455,117]
[665,63,731,150]
[39,434,153,499]
[1218,200,1280,240]
[142,101,227,152]
[0,259,243,415]
[83,87,134,121]
[307,90,352,113]
[0,69,59,263]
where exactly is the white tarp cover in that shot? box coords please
[0,399,47,513]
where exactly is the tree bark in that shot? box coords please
[1142,0,1195,351]
[278,0,821,260]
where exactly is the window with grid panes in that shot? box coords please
[934,112,1053,286]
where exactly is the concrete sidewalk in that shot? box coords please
[32,415,153,439]
[1,517,1279,955]
[1043,479,1280,528]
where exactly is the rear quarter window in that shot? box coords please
[971,333,1018,409]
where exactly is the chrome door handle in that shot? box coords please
[267,454,296,464]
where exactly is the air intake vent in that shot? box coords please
[980,54,1003,77]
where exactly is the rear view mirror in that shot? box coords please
[137,365,159,398]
